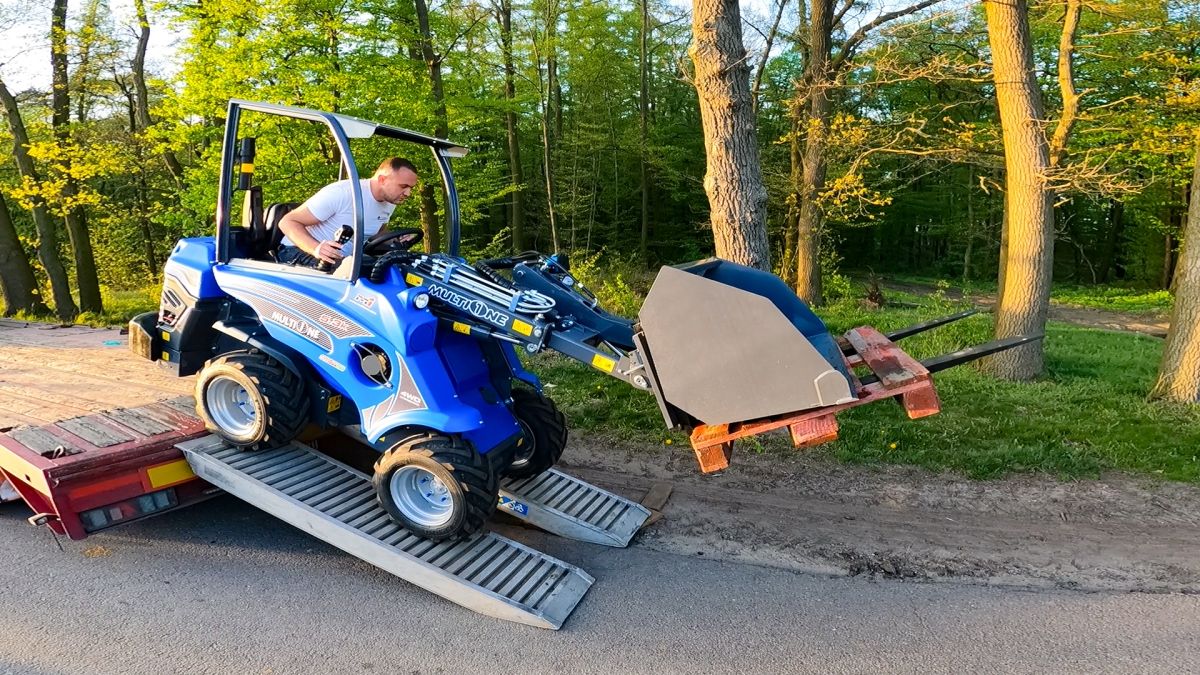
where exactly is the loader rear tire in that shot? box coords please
[195,350,309,451]
[504,388,568,480]
[373,434,498,541]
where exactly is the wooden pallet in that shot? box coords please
[687,326,941,473]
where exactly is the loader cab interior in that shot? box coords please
[216,100,468,280]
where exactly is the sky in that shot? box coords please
[0,0,185,91]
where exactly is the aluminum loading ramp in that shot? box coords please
[499,470,651,547]
[178,435,595,629]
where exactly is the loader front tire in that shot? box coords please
[373,434,498,541]
[504,388,568,480]
[195,350,309,451]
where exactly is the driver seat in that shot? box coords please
[257,202,301,261]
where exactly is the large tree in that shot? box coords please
[0,191,49,316]
[1151,142,1200,402]
[981,0,1055,380]
[0,77,77,321]
[51,0,103,314]
[689,0,770,270]
[785,0,948,305]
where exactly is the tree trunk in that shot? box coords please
[497,0,525,252]
[0,77,77,321]
[1163,230,1176,291]
[1097,199,1124,283]
[132,0,185,188]
[982,0,1055,380]
[0,192,49,316]
[1151,142,1200,402]
[689,0,770,270]
[782,101,802,286]
[1047,0,1081,170]
[638,0,651,260]
[751,0,789,115]
[414,0,447,252]
[963,168,975,281]
[793,0,832,303]
[52,0,103,314]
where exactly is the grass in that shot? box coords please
[530,292,1199,483]
[874,272,1173,316]
[1050,285,1172,315]
[3,286,158,327]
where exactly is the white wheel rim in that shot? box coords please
[389,465,454,528]
[206,376,258,436]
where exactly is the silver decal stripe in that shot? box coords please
[222,278,372,339]
[360,354,428,437]
[243,296,334,351]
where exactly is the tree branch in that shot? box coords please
[830,0,948,74]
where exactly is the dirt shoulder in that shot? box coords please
[566,435,1200,593]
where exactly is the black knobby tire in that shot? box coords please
[505,388,568,480]
[372,434,498,541]
[194,350,309,451]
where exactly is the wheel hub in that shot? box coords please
[205,376,258,436]
[390,465,453,528]
[509,419,537,470]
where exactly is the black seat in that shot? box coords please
[238,187,264,255]
[257,202,301,260]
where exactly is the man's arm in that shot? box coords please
[279,207,344,265]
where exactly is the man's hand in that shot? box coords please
[314,240,345,265]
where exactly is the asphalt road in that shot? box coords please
[1,496,1197,675]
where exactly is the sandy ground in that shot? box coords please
[559,437,1200,593]
[4,318,1199,594]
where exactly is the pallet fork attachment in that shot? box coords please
[683,328,1042,473]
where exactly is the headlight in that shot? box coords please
[413,292,430,309]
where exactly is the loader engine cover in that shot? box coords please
[638,261,856,425]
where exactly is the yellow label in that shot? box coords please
[240,162,255,173]
[161,330,170,342]
[452,322,472,335]
[591,354,617,373]
[327,394,342,413]
[405,273,424,287]
[160,351,170,361]
[512,320,533,336]
[146,459,195,488]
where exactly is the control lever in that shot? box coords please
[317,225,354,273]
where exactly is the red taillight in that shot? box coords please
[79,489,178,532]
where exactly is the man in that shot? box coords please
[277,157,420,268]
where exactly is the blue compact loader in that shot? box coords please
[129,101,1035,542]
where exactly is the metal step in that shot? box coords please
[500,470,651,548]
[178,435,593,630]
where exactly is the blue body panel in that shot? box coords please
[166,246,523,455]
[162,238,223,300]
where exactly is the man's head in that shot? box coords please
[372,157,419,205]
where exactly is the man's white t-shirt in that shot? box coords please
[280,178,396,253]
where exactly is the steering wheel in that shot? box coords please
[364,228,423,255]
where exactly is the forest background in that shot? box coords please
[0,0,1195,312]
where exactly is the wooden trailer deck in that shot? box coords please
[0,319,191,431]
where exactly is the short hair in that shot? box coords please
[376,157,417,176]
